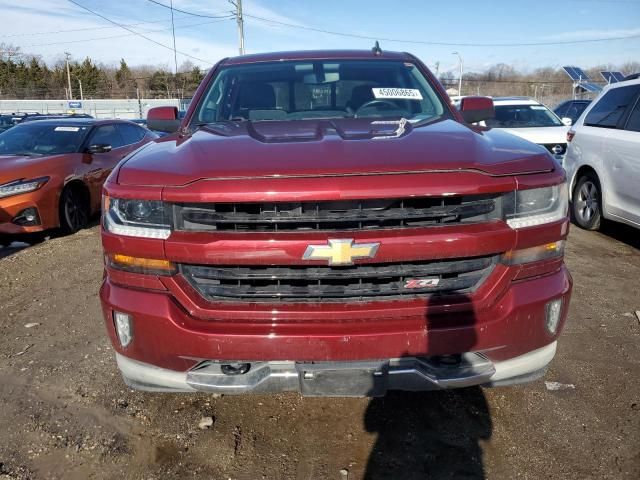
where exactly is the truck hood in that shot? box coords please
[117,118,556,186]
[499,126,569,145]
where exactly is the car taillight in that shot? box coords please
[567,130,575,143]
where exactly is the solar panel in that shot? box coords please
[573,67,591,81]
[563,66,582,81]
[601,71,615,83]
[600,71,625,84]
[563,66,593,82]
[579,82,602,93]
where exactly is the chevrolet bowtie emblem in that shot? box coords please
[303,239,380,266]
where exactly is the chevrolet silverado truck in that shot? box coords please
[100,49,572,396]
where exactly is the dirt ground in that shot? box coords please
[0,222,638,480]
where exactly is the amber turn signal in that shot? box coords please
[107,253,176,275]
[501,241,565,265]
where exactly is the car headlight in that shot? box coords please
[103,195,171,239]
[504,183,568,229]
[0,177,49,199]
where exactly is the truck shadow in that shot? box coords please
[363,388,491,479]
[363,293,491,479]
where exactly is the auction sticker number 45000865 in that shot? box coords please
[372,88,423,100]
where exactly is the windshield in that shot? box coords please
[0,123,90,156]
[486,104,563,128]
[192,59,447,125]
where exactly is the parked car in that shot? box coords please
[484,97,571,164]
[19,113,93,123]
[0,115,20,134]
[101,49,571,396]
[0,112,41,133]
[564,77,640,230]
[0,118,156,246]
[553,99,592,125]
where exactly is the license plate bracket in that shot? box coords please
[297,361,389,397]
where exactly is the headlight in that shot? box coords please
[103,195,171,239]
[504,183,568,229]
[0,177,49,199]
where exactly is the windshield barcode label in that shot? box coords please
[372,88,423,100]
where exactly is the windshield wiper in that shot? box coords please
[0,151,39,157]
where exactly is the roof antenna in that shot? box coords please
[372,41,382,56]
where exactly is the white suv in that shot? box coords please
[564,76,640,230]
[484,97,570,163]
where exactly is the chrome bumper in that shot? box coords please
[115,341,557,396]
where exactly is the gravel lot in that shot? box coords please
[0,223,638,480]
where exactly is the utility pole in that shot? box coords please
[64,52,73,100]
[434,61,440,78]
[170,0,178,74]
[136,87,143,118]
[452,52,463,97]
[77,78,84,101]
[230,0,245,55]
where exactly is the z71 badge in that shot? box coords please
[404,278,440,289]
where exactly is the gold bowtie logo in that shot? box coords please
[303,239,380,266]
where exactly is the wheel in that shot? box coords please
[59,186,89,234]
[572,172,602,230]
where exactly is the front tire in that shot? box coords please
[572,173,602,231]
[59,186,89,234]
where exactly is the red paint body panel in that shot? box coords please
[163,222,515,266]
[100,50,573,383]
[100,266,572,370]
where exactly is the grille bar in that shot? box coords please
[180,256,496,303]
[174,195,501,232]
[182,257,492,281]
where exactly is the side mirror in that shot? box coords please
[147,106,180,134]
[561,117,573,127]
[87,143,112,154]
[459,96,495,124]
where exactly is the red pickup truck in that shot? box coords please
[100,49,572,396]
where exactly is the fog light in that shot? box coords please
[13,207,41,226]
[545,299,563,335]
[113,311,133,347]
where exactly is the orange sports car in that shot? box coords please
[0,118,157,246]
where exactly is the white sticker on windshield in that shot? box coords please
[372,88,423,100]
[54,126,80,132]
[530,105,547,110]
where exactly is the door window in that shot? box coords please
[584,85,640,128]
[624,99,640,132]
[88,124,125,149]
[554,102,568,118]
[117,124,147,145]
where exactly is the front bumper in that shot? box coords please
[115,341,557,396]
[0,186,59,234]
[101,264,572,394]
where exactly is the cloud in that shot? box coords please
[0,0,237,67]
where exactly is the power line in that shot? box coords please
[143,0,233,18]
[66,0,216,64]
[243,13,640,47]
[0,15,194,38]
[6,18,231,50]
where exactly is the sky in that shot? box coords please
[1,0,639,75]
